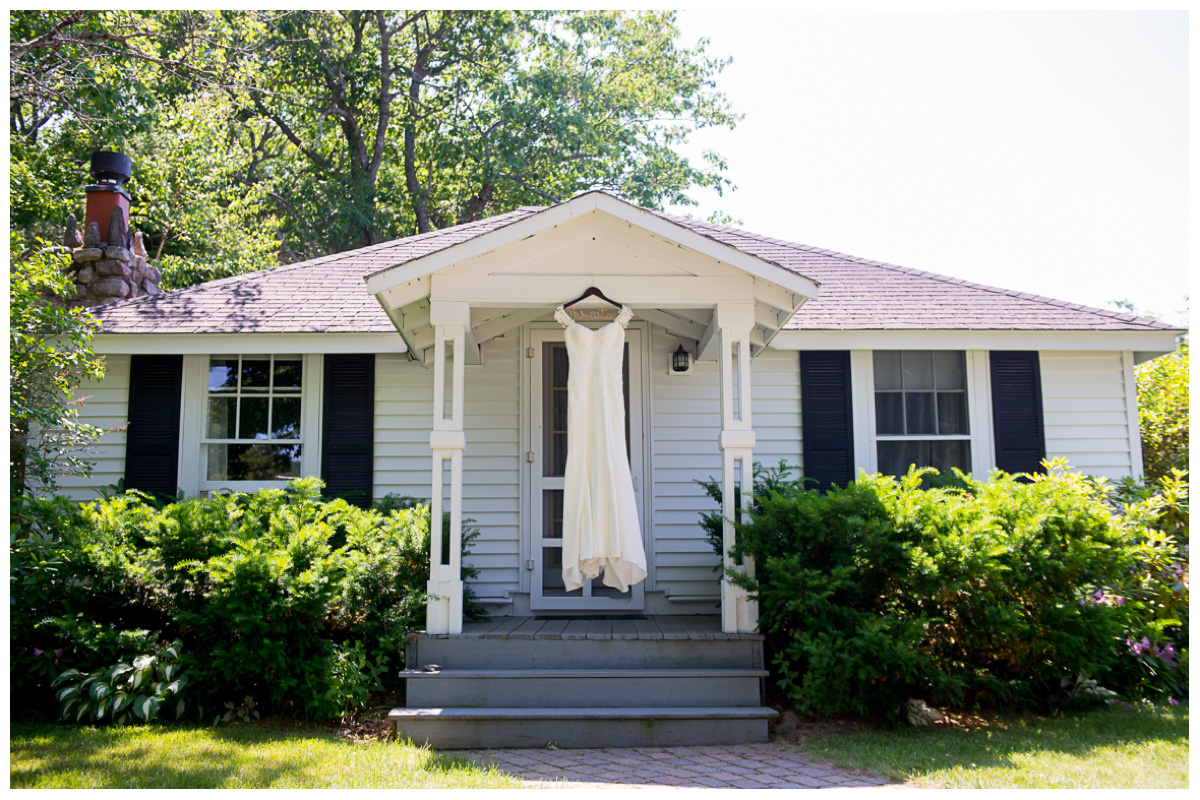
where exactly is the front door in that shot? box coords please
[528,323,646,611]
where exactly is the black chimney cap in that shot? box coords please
[90,151,132,185]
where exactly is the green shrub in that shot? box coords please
[10,478,484,723]
[710,461,1186,724]
[1102,469,1189,701]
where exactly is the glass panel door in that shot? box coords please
[529,325,645,610]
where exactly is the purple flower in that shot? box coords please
[32,648,42,657]
[1113,597,1125,605]
[1169,697,1179,705]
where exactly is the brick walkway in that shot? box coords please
[460,742,896,789]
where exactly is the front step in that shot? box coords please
[404,668,768,708]
[389,706,778,749]
[414,634,762,669]
[395,617,775,749]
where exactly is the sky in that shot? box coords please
[667,9,1189,327]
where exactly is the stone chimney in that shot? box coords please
[62,151,162,306]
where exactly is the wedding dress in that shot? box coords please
[554,305,648,593]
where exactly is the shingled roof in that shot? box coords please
[91,197,1175,335]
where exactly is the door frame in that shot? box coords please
[523,320,651,611]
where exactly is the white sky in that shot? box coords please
[668,9,1190,327]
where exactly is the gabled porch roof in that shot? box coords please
[362,192,821,364]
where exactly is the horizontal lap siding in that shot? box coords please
[650,328,801,597]
[58,354,132,502]
[1039,351,1137,479]
[374,339,522,601]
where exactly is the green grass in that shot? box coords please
[8,723,521,789]
[792,702,1189,789]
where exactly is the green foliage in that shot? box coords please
[9,234,106,496]
[11,478,483,723]
[1136,341,1189,482]
[708,462,1189,724]
[1102,469,1190,701]
[10,10,739,277]
[52,641,189,724]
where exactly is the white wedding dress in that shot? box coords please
[554,305,648,593]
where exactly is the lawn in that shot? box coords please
[8,723,520,789]
[792,702,1189,789]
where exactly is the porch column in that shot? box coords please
[427,301,469,634]
[716,302,759,634]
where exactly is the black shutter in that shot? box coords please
[322,354,375,507]
[990,351,1046,475]
[125,354,183,500]
[800,351,854,491]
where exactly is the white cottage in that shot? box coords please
[70,191,1180,746]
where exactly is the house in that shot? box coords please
[65,189,1180,747]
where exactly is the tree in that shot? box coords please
[9,235,107,497]
[1137,340,1188,482]
[11,10,740,271]
[1109,299,1189,482]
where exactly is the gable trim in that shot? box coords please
[364,193,820,301]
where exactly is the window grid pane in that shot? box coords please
[874,351,971,474]
[205,355,303,446]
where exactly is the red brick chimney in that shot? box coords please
[62,151,162,306]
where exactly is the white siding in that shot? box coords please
[649,328,802,598]
[1040,350,1139,479]
[374,338,523,601]
[58,354,132,502]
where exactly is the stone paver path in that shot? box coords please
[460,742,896,789]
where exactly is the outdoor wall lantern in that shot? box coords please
[669,343,693,376]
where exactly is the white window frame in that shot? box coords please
[850,349,994,478]
[177,353,324,497]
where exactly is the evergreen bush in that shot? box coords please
[704,462,1188,724]
[9,477,484,722]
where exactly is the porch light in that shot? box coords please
[671,344,692,374]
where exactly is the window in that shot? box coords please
[873,350,971,477]
[204,355,303,481]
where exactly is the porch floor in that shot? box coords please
[429,614,761,641]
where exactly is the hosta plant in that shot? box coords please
[53,641,188,724]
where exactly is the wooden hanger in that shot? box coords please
[562,286,623,309]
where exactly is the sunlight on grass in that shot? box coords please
[9,724,521,789]
[793,702,1189,789]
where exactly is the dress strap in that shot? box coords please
[615,306,634,329]
[554,305,574,328]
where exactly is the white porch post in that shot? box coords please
[716,302,759,634]
[426,300,469,634]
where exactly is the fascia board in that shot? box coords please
[770,328,1181,359]
[93,332,411,355]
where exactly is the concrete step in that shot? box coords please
[389,706,778,749]
[413,635,763,670]
[403,668,767,708]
